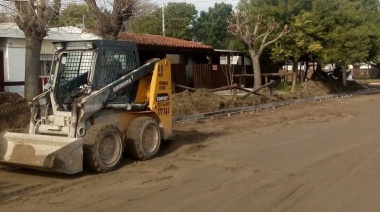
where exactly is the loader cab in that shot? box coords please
[51,40,141,111]
[54,51,95,109]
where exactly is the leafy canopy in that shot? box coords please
[52,3,96,29]
[192,3,233,49]
[131,2,197,40]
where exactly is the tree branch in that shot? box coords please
[85,0,136,39]
[259,25,290,55]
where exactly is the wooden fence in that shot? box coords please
[351,68,380,79]
[193,64,212,88]
[171,64,287,93]
[193,64,254,89]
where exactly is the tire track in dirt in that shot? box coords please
[216,101,380,212]
[2,94,380,211]
[0,170,121,206]
[266,131,380,212]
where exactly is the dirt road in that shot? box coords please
[2,93,380,211]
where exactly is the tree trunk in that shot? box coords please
[251,53,261,89]
[291,58,298,93]
[300,61,304,83]
[24,36,43,101]
[342,66,347,87]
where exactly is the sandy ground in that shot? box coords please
[2,93,380,211]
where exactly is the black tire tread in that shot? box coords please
[83,123,123,173]
[125,117,160,160]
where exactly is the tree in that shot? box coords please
[3,1,48,101]
[131,2,197,40]
[272,12,324,90]
[49,0,62,25]
[0,0,64,101]
[315,0,380,64]
[52,3,93,28]
[221,52,237,87]
[270,0,380,87]
[0,0,140,100]
[192,3,233,49]
[235,0,314,90]
[165,2,197,40]
[130,7,162,35]
[227,11,290,89]
[85,0,136,39]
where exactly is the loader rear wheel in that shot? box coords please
[126,117,161,160]
[83,124,124,173]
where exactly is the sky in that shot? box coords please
[157,0,239,12]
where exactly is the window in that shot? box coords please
[55,51,95,101]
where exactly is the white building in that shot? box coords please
[0,23,100,96]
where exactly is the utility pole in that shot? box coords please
[161,0,165,36]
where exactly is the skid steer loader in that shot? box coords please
[0,40,172,174]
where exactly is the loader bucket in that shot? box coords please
[0,132,83,174]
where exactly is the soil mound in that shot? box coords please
[172,89,226,116]
[0,92,30,132]
[296,79,365,98]
[173,79,366,116]
[173,89,276,116]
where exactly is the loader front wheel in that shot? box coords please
[83,124,124,173]
[126,117,161,160]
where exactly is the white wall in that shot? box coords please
[2,38,56,97]
[1,38,25,96]
[3,38,26,81]
[5,47,25,81]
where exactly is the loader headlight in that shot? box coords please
[54,43,64,51]
[65,42,94,50]
[85,42,93,49]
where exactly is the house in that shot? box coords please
[0,23,100,96]
[119,34,254,89]
[118,32,214,88]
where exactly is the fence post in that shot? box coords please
[232,83,237,100]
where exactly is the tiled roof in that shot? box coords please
[118,33,213,51]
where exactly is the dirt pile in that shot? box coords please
[172,89,279,116]
[173,79,366,116]
[172,89,226,116]
[295,79,365,98]
[0,92,30,132]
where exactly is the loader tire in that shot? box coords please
[126,117,161,160]
[83,124,124,173]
